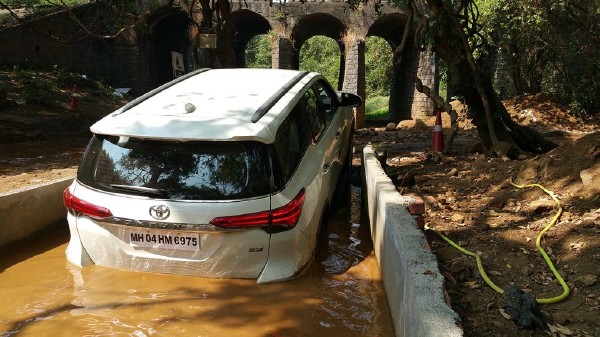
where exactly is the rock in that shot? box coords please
[527,199,556,214]
[448,168,458,176]
[573,274,598,287]
[451,213,465,223]
[397,119,416,129]
[580,168,594,187]
[385,122,396,131]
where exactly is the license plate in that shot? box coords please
[129,229,200,251]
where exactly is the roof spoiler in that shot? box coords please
[251,71,309,123]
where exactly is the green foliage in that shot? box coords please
[244,33,395,99]
[300,36,340,89]
[365,37,393,97]
[477,0,600,115]
[365,96,389,119]
[18,73,58,105]
[245,34,271,69]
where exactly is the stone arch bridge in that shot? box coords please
[0,1,437,126]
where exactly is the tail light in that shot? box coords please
[64,188,113,219]
[209,189,305,229]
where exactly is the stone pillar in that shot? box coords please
[343,39,366,128]
[411,45,437,118]
[388,65,413,122]
[388,38,420,123]
[272,37,294,70]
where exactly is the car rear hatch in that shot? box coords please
[69,135,275,278]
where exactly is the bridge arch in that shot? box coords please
[291,13,346,89]
[147,8,195,88]
[224,9,271,67]
[368,13,415,122]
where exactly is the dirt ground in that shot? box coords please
[355,96,600,337]
[1,71,599,336]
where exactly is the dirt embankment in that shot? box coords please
[356,94,599,337]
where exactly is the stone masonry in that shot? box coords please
[0,1,439,125]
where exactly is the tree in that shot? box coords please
[477,0,600,118]
[0,0,146,40]
[245,34,271,69]
[365,37,393,98]
[349,0,559,157]
[300,36,341,89]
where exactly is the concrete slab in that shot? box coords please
[0,177,73,247]
[362,145,463,337]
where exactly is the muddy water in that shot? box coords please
[0,187,394,337]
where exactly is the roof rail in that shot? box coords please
[251,71,309,123]
[114,68,211,116]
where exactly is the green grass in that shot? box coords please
[365,96,389,120]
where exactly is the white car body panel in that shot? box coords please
[66,183,271,279]
[65,69,358,283]
[91,69,310,143]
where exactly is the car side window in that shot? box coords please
[313,80,338,120]
[273,103,312,184]
[302,88,327,142]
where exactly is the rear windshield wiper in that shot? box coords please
[109,184,171,198]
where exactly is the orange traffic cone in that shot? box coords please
[431,108,444,152]
[70,84,79,110]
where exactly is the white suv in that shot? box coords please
[64,68,360,283]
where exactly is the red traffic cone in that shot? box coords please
[431,108,444,152]
[70,84,79,110]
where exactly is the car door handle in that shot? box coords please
[323,162,330,173]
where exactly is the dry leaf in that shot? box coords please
[463,281,481,289]
[547,323,575,336]
[498,308,511,320]
[569,242,585,250]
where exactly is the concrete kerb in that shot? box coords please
[0,177,73,247]
[362,145,463,337]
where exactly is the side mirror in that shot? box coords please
[337,92,362,107]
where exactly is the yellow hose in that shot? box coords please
[426,178,570,304]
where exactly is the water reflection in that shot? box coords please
[0,187,393,337]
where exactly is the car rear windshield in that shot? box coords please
[77,135,272,200]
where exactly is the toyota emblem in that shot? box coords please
[149,205,170,220]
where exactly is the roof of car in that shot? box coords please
[90,68,317,143]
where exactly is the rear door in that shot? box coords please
[73,136,273,278]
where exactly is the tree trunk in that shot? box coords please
[426,0,557,157]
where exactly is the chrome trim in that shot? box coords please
[92,216,228,232]
[149,205,170,220]
[75,179,272,204]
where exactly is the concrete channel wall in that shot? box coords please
[1,148,463,336]
[0,177,73,247]
[362,145,463,337]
